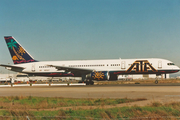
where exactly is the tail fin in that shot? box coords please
[4,36,38,64]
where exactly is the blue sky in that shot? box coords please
[0,0,180,74]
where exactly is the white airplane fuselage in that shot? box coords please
[14,58,179,80]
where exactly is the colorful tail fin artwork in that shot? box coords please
[4,36,38,64]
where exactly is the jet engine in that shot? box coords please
[86,71,110,81]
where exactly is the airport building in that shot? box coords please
[118,74,169,80]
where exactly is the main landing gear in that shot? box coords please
[80,75,94,85]
[78,79,94,85]
[85,80,94,85]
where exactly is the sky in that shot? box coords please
[0,0,180,75]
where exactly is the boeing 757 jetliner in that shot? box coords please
[0,36,179,85]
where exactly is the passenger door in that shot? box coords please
[32,64,36,72]
[158,61,162,69]
[121,61,126,69]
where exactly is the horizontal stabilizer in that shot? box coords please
[0,64,25,70]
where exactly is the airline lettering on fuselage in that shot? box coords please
[126,60,157,73]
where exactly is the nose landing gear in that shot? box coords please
[155,80,158,84]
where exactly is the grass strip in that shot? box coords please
[0,101,179,120]
[0,96,146,109]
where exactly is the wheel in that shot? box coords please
[90,81,94,85]
[86,81,89,85]
[155,80,158,84]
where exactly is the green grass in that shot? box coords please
[1,102,179,120]
[0,96,179,119]
[0,96,145,109]
[31,103,180,120]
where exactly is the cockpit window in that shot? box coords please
[167,63,175,65]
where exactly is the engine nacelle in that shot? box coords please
[86,71,110,81]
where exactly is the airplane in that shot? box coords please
[0,36,179,85]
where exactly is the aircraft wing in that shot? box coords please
[48,65,93,74]
[0,64,25,72]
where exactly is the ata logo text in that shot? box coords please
[126,60,157,73]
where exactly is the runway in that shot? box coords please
[0,83,179,104]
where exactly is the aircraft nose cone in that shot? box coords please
[176,66,180,70]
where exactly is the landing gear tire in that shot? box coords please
[85,80,94,85]
[86,82,89,85]
[89,81,94,85]
[155,80,158,84]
